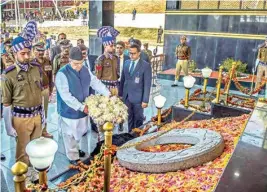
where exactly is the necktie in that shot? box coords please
[129,61,135,76]
[84,60,88,67]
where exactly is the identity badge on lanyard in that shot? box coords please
[135,72,140,84]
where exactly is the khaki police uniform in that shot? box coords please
[175,44,191,81]
[2,64,43,165]
[33,57,53,136]
[256,46,267,87]
[53,53,69,75]
[95,53,119,96]
[143,49,153,61]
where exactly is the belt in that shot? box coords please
[259,61,267,66]
[178,56,188,60]
[102,81,119,86]
[13,106,42,115]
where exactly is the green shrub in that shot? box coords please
[221,58,247,73]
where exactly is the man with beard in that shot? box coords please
[2,21,42,182]
[32,42,53,138]
[95,26,120,96]
[56,47,110,164]
[53,39,71,76]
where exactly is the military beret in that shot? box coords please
[33,42,45,51]
[59,39,71,48]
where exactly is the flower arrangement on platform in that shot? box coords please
[51,113,249,192]
[109,114,249,192]
[141,143,193,152]
[84,95,128,127]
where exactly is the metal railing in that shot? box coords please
[150,54,165,87]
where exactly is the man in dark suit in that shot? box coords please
[129,39,150,64]
[119,43,152,132]
[50,33,67,62]
[116,41,130,79]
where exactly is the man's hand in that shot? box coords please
[141,102,148,108]
[83,105,89,114]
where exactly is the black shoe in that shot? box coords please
[171,84,178,87]
[1,154,6,161]
[79,150,85,158]
[69,159,80,165]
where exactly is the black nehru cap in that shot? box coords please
[70,46,83,60]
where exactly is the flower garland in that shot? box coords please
[180,99,211,113]
[226,95,255,110]
[151,107,172,122]
[232,76,266,95]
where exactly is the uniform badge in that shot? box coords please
[17,74,24,81]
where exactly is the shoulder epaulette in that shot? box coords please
[97,54,106,61]
[113,54,119,59]
[3,65,16,74]
[30,61,41,67]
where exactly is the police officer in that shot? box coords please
[53,39,71,76]
[96,26,120,96]
[32,42,53,138]
[2,21,42,182]
[172,35,191,87]
[256,37,267,88]
[143,43,152,61]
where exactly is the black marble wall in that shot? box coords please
[165,15,267,34]
[89,1,114,56]
[164,34,262,71]
[164,14,267,71]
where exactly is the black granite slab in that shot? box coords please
[215,102,267,192]
[163,34,262,73]
[211,103,251,118]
